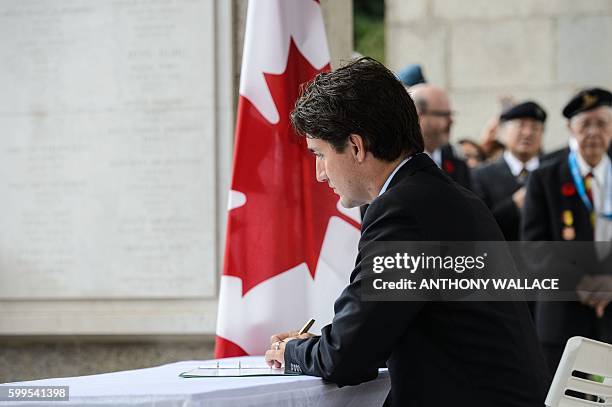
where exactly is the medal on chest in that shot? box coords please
[562,210,575,240]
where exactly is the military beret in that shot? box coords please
[397,64,426,87]
[499,101,547,123]
[562,87,612,119]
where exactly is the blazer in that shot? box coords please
[472,157,523,241]
[441,144,472,190]
[358,145,472,220]
[541,147,570,166]
[285,153,549,407]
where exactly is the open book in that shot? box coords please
[180,359,301,378]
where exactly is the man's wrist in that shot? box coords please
[283,338,302,374]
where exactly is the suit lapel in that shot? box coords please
[495,156,521,189]
[496,156,514,179]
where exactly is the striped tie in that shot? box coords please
[584,171,595,227]
[517,167,529,185]
[584,172,594,206]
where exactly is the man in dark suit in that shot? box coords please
[410,83,472,189]
[522,87,612,374]
[472,101,547,241]
[265,57,548,406]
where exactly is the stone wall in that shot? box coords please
[1,0,353,384]
[386,0,612,150]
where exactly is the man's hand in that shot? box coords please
[479,116,499,147]
[512,187,527,209]
[265,330,315,368]
[577,275,612,318]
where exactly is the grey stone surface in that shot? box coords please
[386,0,612,148]
[386,23,448,87]
[433,0,612,19]
[0,337,215,383]
[433,0,533,19]
[321,0,354,68]
[557,16,612,87]
[386,0,428,23]
[450,19,554,89]
[529,0,612,17]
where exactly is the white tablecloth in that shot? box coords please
[1,356,390,406]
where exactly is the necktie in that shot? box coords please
[584,172,594,207]
[517,167,529,185]
[584,171,595,228]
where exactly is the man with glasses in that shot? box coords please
[522,88,612,374]
[472,101,547,241]
[410,84,471,189]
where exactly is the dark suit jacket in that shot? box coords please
[521,157,612,347]
[522,157,593,242]
[441,144,472,190]
[541,147,569,165]
[285,153,548,407]
[472,157,523,241]
[359,145,472,220]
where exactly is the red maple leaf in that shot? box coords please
[224,38,359,295]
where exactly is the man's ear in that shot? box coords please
[348,134,367,163]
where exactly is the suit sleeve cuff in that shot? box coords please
[283,339,303,374]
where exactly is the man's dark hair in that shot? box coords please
[290,57,424,161]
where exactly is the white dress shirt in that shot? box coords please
[503,150,540,177]
[425,149,442,168]
[378,156,412,197]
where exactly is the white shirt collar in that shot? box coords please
[425,148,442,168]
[575,151,610,186]
[569,137,578,152]
[503,150,540,177]
[378,156,412,196]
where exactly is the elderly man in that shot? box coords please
[472,101,547,241]
[522,88,612,373]
[410,84,471,189]
[264,57,548,406]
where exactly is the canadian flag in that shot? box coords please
[215,0,361,358]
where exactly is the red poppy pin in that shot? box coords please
[443,159,455,174]
[561,182,576,197]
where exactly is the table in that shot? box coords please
[0,356,390,406]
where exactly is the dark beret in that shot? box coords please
[562,87,612,119]
[499,101,547,123]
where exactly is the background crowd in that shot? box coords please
[392,63,612,374]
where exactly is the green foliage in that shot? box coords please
[354,0,385,63]
[354,0,383,17]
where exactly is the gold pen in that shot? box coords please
[279,318,315,345]
[298,318,315,335]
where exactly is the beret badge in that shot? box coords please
[581,93,597,110]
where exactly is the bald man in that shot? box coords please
[410,84,471,189]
